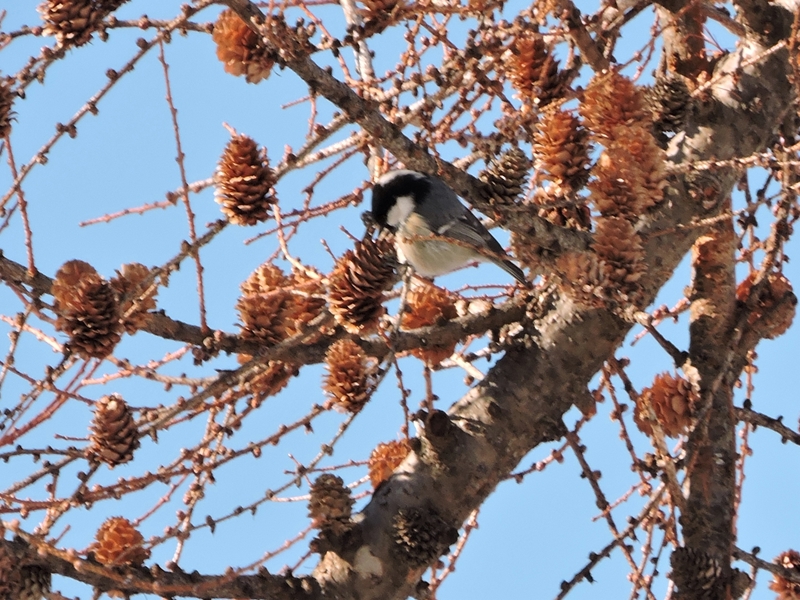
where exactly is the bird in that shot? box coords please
[370,169,527,284]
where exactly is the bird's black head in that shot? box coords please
[371,170,432,231]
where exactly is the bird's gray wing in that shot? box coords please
[417,176,508,254]
[439,210,508,256]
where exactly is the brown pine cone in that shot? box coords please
[88,394,140,467]
[91,516,150,566]
[239,355,296,407]
[589,151,648,219]
[645,76,692,136]
[237,264,326,345]
[633,373,697,437]
[328,237,397,333]
[401,282,459,364]
[580,72,647,140]
[39,0,105,47]
[531,186,592,231]
[213,9,277,84]
[308,474,353,535]
[17,565,51,600]
[368,440,411,487]
[736,271,796,340]
[110,262,158,334]
[670,547,722,599]
[478,146,532,205]
[508,32,567,108]
[215,134,278,226]
[592,217,647,305]
[52,260,122,359]
[769,550,800,600]
[554,251,606,308]
[534,107,591,191]
[0,77,15,139]
[323,339,376,414]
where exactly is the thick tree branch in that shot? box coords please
[680,213,738,593]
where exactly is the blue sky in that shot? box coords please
[1,2,798,599]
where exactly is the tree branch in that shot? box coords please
[735,406,800,446]
[2,535,322,600]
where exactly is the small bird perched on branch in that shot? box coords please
[370,170,527,285]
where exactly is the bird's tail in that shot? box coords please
[498,258,528,286]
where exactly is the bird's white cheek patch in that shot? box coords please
[386,195,415,227]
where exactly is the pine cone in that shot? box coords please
[478,146,531,205]
[633,373,697,437]
[236,263,303,402]
[237,264,290,345]
[328,237,397,334]
[0,77,15,139]
[17,565,51,600]
[362,0,401,24]
[241,263,290,295]
[730,569,752,599]
[38,0,105,46]
[110,262,158,334]
[213,8,277,84]
[238,288,291,345]
[646,76,691,135]
[237,264,326,345]
[610,125,667,209]
[323,339,376,413]
[401,282,459,364]
[277,271,327,340]
[670,547,722,600]
[0,543,19,597]
[736,272,796,340]
[392,506,459,567]
[215,134,277,226]
[769,550,800,600]
[308,474,353,535]
[53,260,122,359]
[91,517,150,566]
[239,356,296,407]
[534,107,591,191]
[588,144,652,222]
[88,394,140,466]
[592,217,646,305]
[368,440,411,487]
[97,0,129,11]
[508,32,567,108]
[554,251,606,308]
[580,72,647,140]
[531,186,592,231]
